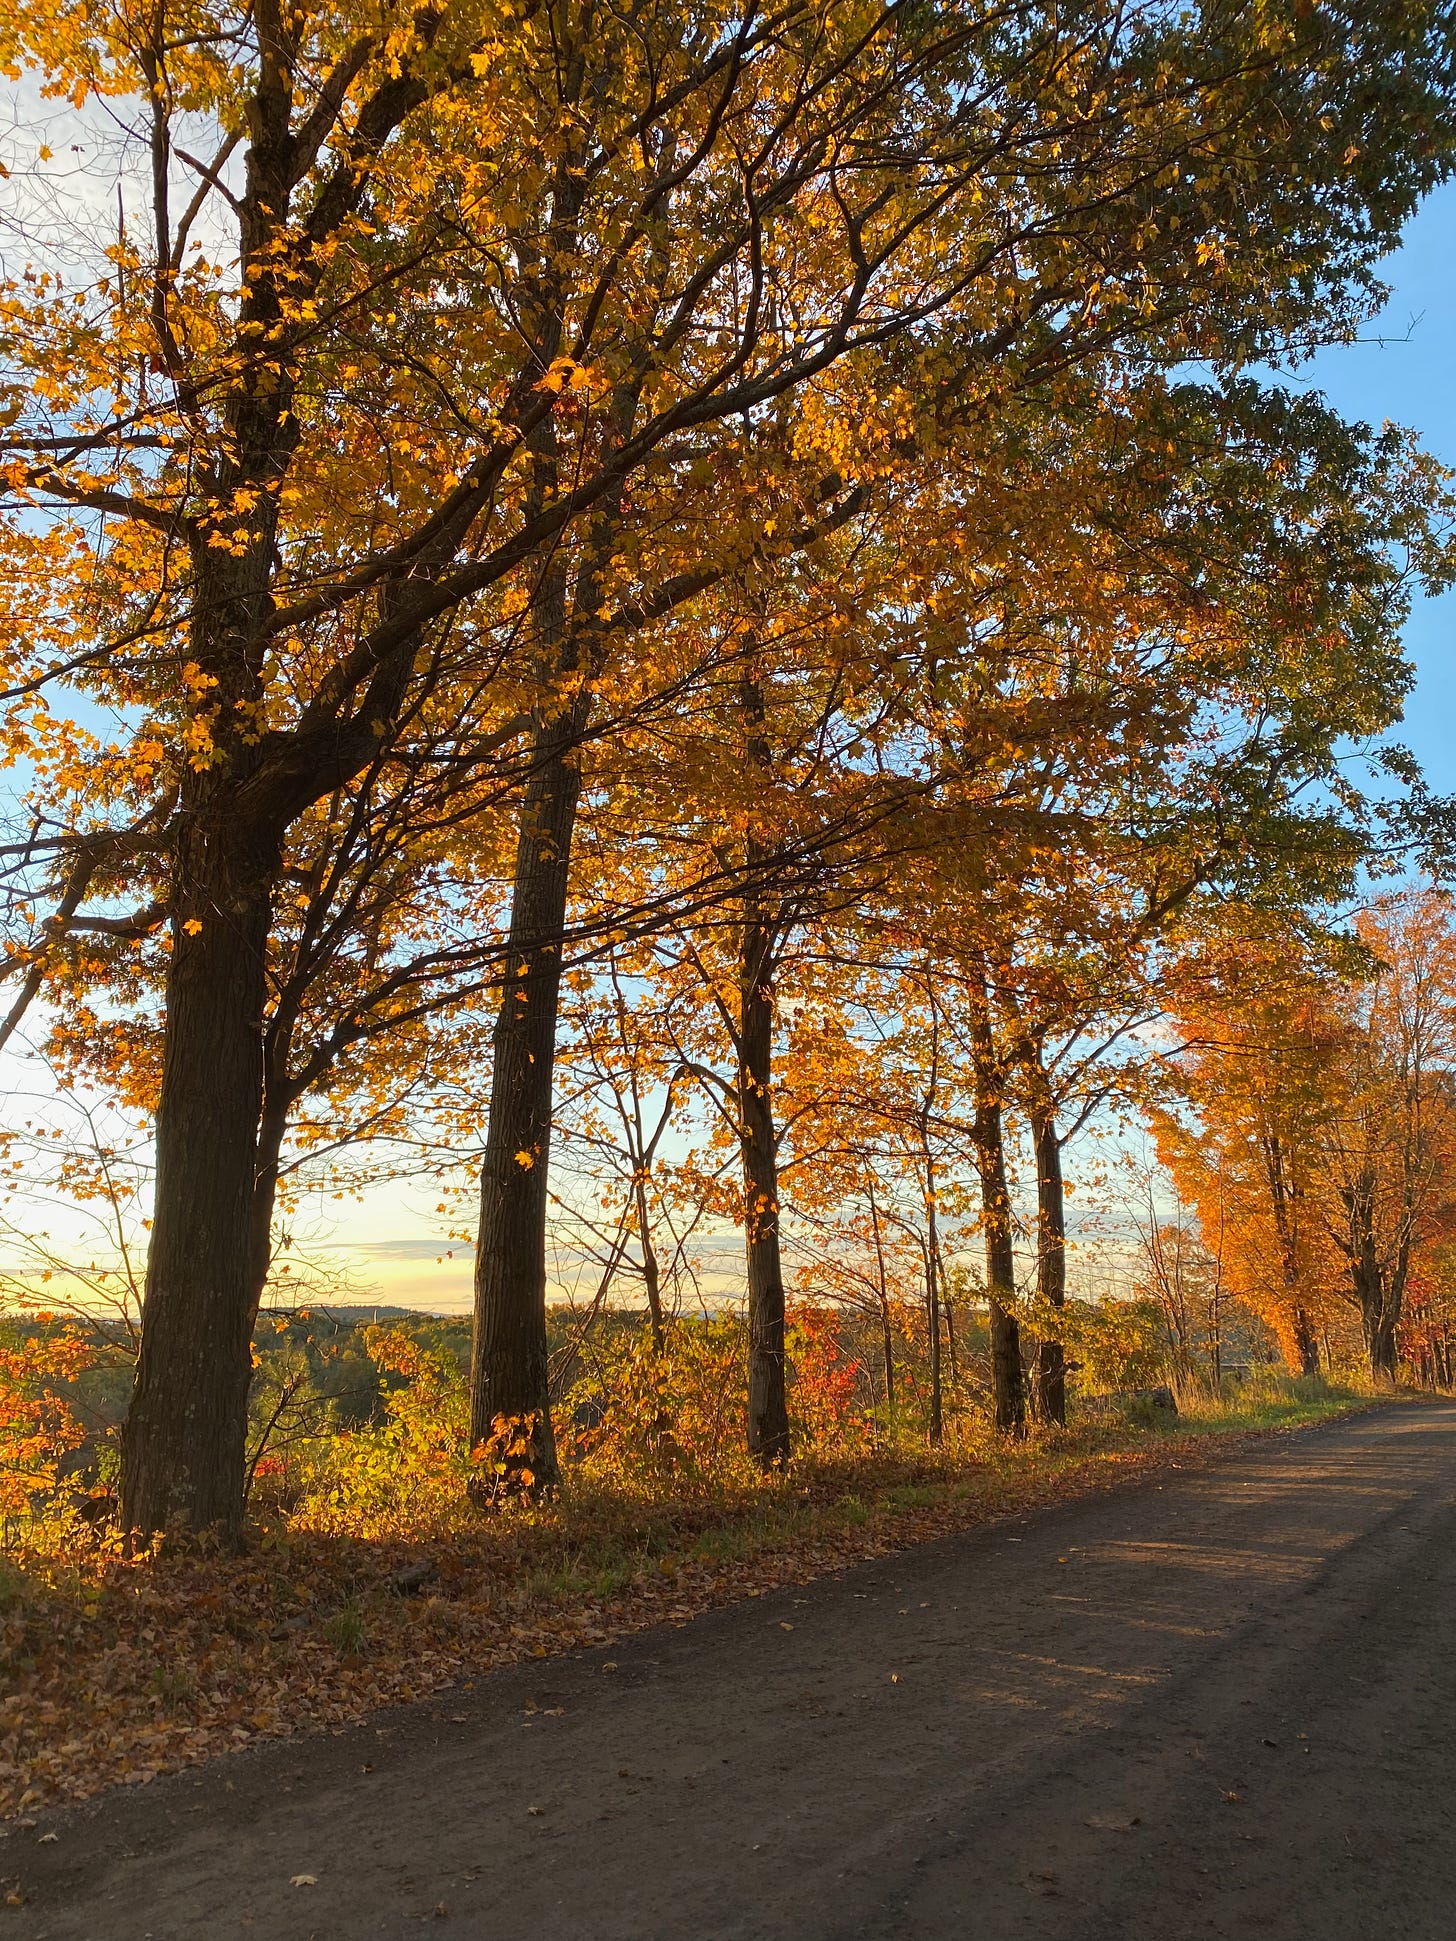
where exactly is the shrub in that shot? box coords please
[566,1317,751,1490]
[0,1323,95,1544]
[290,1326,474,1539]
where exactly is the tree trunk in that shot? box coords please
[1012,1026,1066,1426]
[924,1163,944,1447]
[469,526,585,1495]
[739,906,790,1467]
[1263,1132,1319,1376]
[942,1278,959,1392]
[637,1171,666,1355]
[1292,1307,1321,1379]
[117,487,420,1542]
[467,391,632,1495]
[1368,1296,1399,1382]
[120,233,299,1540]
[969,977,1025,1437]
[468,713,585,1494]
[1032,1100,1067,1427]
[730,664,790,1469]
[1369,1318,1398,1381]
[916,983,948,1444]
[121,829,278,1543]
[1382,1199,1415,1383]
[868,1186,895,1416]
[1345,1171,1396,1384]
[982,1150,1026,1439]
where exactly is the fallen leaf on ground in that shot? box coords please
[0,1427,1302,1823]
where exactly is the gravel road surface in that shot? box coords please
[10,1401,1456,1939]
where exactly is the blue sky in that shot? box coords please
[1296,180,1456,791]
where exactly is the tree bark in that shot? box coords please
[739,901,791,1467]
[636,1169,666,1356]
[727,664,791,1468]
[1344,1168,1397,1383]
[917,981,947,1443]
[121,827,279,1543]
[942,1273,959,1392]
[1031,1094,1067,1427]
[469,445,580,1495]
[1263,1132,1320,1376]
[969,974,1025,1436]
[467,346,645,1491]
[979,1117,1026,1438]
[1291,1306,1321,1379]
[117,97,359,1540]
[119,144,300,1540]
[924,1158,944,1447]
[468,701,585,1493]
[868,1185,895,1415]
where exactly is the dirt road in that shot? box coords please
[10,1402,1456,1939]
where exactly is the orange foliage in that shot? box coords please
[0,1325,93,1526]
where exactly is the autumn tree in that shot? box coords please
[1319,891,1456,1377]
[5,0,1202,1532]
[2,0,1454,1531]
[1155,917,1370,1372]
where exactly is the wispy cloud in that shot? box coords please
[345,1238,466,1262]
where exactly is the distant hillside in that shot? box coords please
[258,1303,428,1322]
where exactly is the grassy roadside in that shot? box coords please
[0,1382,1368,1820]
[1147,1375,1367,1436]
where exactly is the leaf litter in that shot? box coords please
[0,1423,1324,1818]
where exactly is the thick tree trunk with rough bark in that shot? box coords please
[122,825,279,1543]
[1358,1251,1398,1382]
[1344,1169,1399,1383]
[469,712,585,1493]
[1357,1256,1399,1381]
[468,395,624,1493]
[118,112,322,1541]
